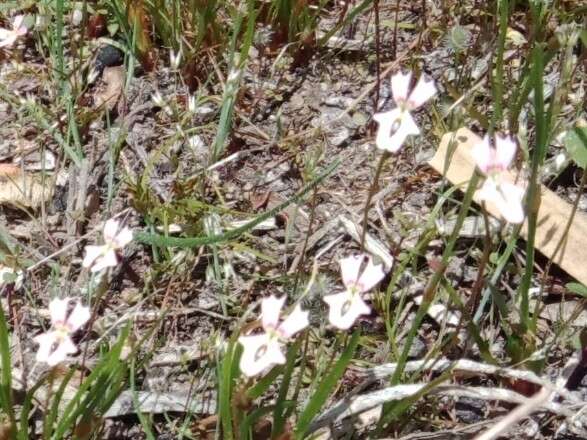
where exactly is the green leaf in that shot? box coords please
[566,282,587,298]
[294,331,360,439]
[217,340,240,440]
[272,338,302,438]
[564,126,587,169]
[0,306,16,433]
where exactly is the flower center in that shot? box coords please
[341,299,353,316]
[389,116,403,136]
[254,344,267,361]
[348,283,364,296]
[54,323,71,339]
[267,326,287,342]
[486,164,506,177]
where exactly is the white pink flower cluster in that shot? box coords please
[240,70,526,377]
[238,254,385,377]
[33,218,132,366]
[374,71,524,223]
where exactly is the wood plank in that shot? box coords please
[429,127,587,285]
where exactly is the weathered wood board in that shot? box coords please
[429,127,587,286]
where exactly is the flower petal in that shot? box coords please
[91,250,118,272]
[0,28,11,40]
[357,258,385,292]
[477,179,525,224]
[67,302,91,332]
[339,255,363,290]
[408,75,437,109]
[471,135,492,174]
[0,34,17,48]
[49,298,69,325]
[278,304,309,338]
[113,226,133,248]
[238,334,285,377]
[495,182,525,224]
[391,71,412,103]
[82,245,104,269]
[324,291,371,330]
[374,109,419,153]
[261,295,285,330]
[46,336,77,366]
[34,332,57,364]
[12,15,24,30]
[103,219,120,243]
[495,134,517,170]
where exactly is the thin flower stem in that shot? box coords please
[467,204,493,315]
[293,187,318,295]
[360,151,390,251]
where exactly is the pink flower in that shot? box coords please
[373,71,437,152]
[323,254,385,329]
[238,295,309,377]
[0,15,27,48]
[471,134,525,224]
[34,298,90,366]
[82,219,133,272]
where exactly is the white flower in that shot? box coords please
[471,134,525,224]
[373,71,437,152]
[34,298,90,366]
[324,254,385,330]
[82,219,133,272]
[238,295,309,377]
[0,15,27,48]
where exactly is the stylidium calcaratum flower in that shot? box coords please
[82,219,133,272]
[471,134,525,224]
[0,15,27,48]
[34,298,90,366]
[373,71,437,153]
[323,254,385,330]
[238,295,309,377]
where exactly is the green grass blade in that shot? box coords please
[272,338,302,438]
[294,330,360,439]
[518,44,547,331]
[0,305,16,434]
[217,340,240,440]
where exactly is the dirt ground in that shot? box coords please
[1,1,586,438]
